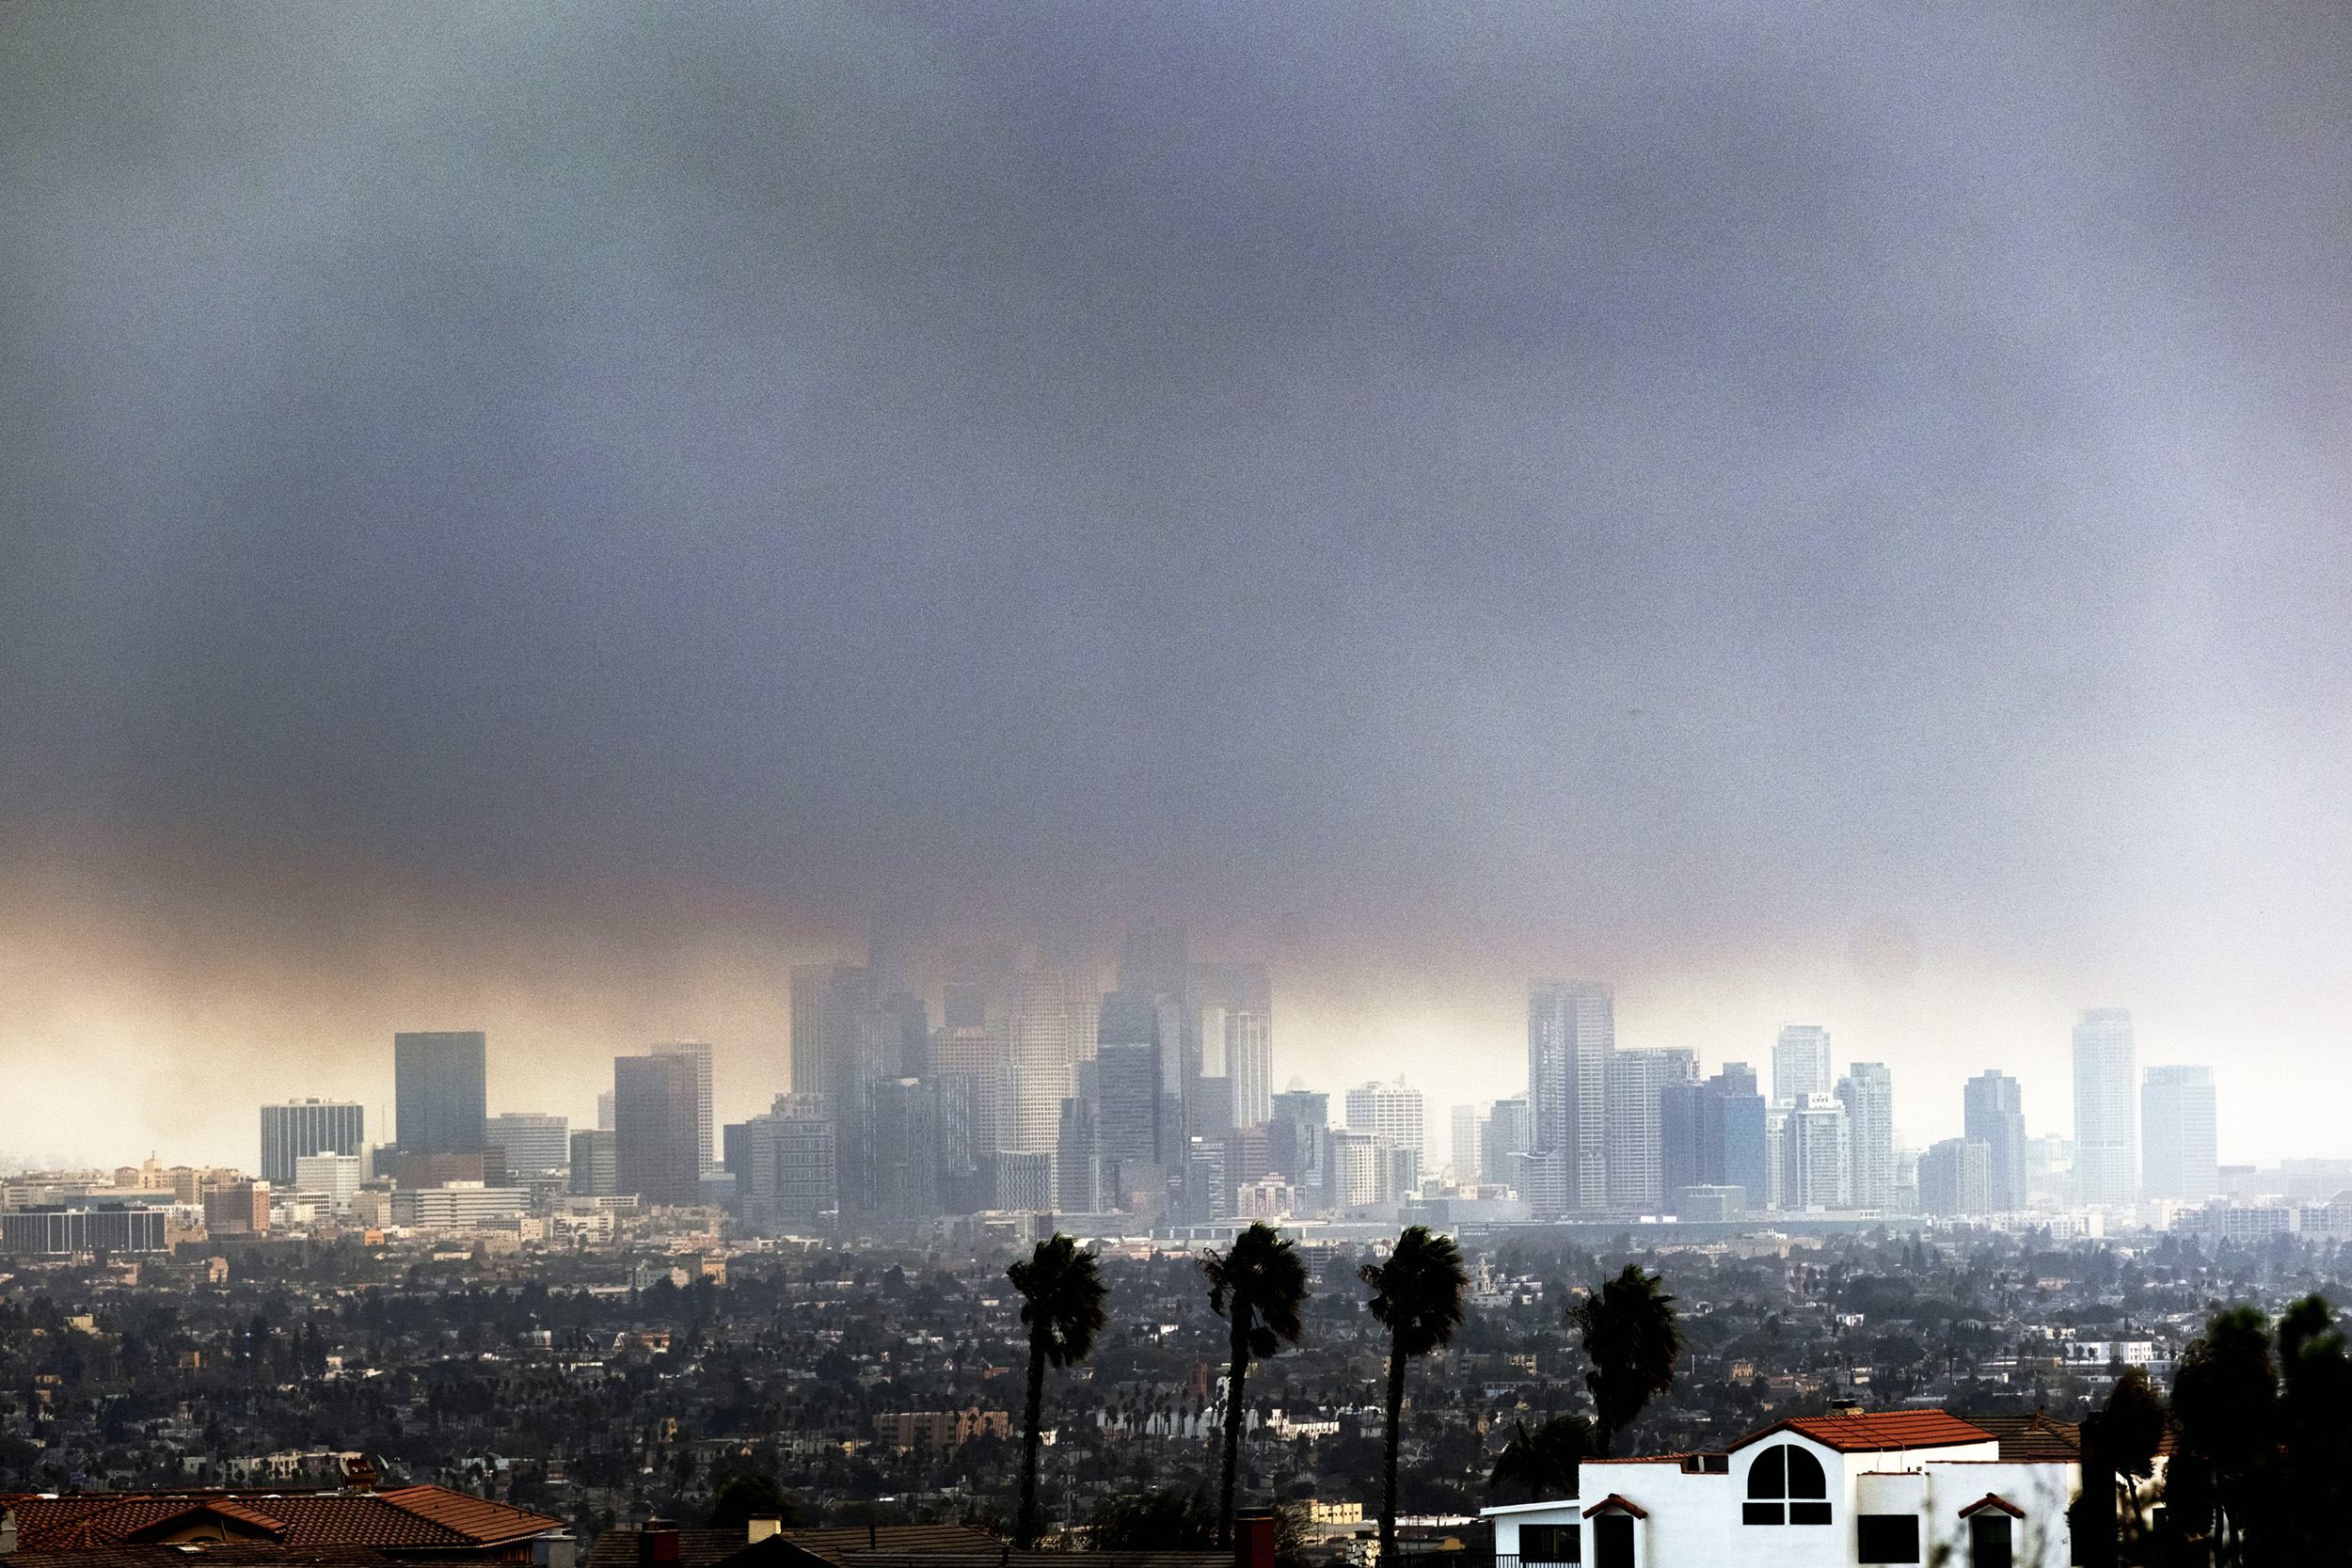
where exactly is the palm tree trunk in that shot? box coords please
[1218,1313,1250,1550]
[1018,1323,1048,1548]
[1379,1325,1406,1565]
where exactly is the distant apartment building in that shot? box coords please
[1,1206,171,1256]
[1777,1095,1851,1210]
[393,1031,487,1157]
[1451,1103,1487,1184]
[1344,1080,1426,1194]
[294,1152,363,1213]
[1836,1063,1896,1211]
[2074,1008,2139,1207]
[1482,1094,1533,1187]
[1772,1025,1833,1104]
[485,1113,569,1178]
[1329,1128,1380,1210]
[390,1182,526,1229]
[2142,1065,2218,1202]
[1963,1070,2027,1212]
[258,1100,366,1186]
[726,1096,836,1227]
[993,1149,1053,1212]
[203,1181,271,1236]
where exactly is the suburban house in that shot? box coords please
[1483,1407,2079,1568]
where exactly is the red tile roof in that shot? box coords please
[0,1490,563,1555]
[1733,1409,1997,1454]
[1581,1496,1647,1520]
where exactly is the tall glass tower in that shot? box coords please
[2072,1008,2138,1207]
[393,1031,486,1156]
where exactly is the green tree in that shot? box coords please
[2171,1305,2278,1568]
[1007,1233,1109,1548]
[1360,1226,1470,1563]
[1569,1264,1684,1455]
[2276,1293,2352,1567]
[1200,1222,1311,1547]
[707,1470,803,1533]
[1085,1487,1218,1550]
[1486,1415,1595,1503]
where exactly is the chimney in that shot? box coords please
[2,1507,17,1556]
[747,1519,783,1544]
[1234,1514,1277,1568]
[639,1524,681,1568]
[532,1534,577,1568]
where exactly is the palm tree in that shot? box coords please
[1007,1232,1109,1547]
[1200,1221,1311,1547]
[2172,1305,2277,1568]
[1360,1226,1470,1563]
[1487,1414,1596,1503]
[1568,1263,1684,1455]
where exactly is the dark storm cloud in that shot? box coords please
[6,4,2350,964]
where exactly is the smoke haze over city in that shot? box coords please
[6,6,2352,1167]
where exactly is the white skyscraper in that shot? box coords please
[1836,1062,1896,1211]
[1227,1009,1273,1129]
[1781,1094,1852,1211]
[2141,1064,2217,1202]
[1451,1102,1489,1185]
[1772,1025,1832,1105]
[1345,1080,1426,1164]
[2073,1008,2138,1207]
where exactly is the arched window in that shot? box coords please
[1743,1443,1832,1525]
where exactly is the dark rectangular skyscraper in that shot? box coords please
[1963,1069,2026,1212]
[614,1053,701,1207]
[393,1032,486,1156]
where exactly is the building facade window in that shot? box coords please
[1742,1444,1831,1525]
[1969,1513,2012,1568]
[1519,1526,1579,1563]
[1856,1514,1922,1563]
[1593,1513,1633,1568]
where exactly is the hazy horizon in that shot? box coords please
[6,6,2350,1172]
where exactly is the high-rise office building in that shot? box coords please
[872,1078,940,1223]
[1918,1138,1992,1216]
[258,1100,365,1186]
[485,1113,570,1178]
[1779,1095,1852,1210]
[930,1022,1012,1154]
[1528,980,1613,1215]
[651,1042,716,1166]
[993,1150,1053,1212]
[1451,1103,1487,1184]
[1345,1080,1426,1165]
[1836,1063,1896,1211]
[1194,960,1273,1130]
[1659,1066,1768,1212]
[596,1092,614,1132]
[1329,1128,1380,1210]
[1962,1070,2026,1212]
[294,1152,362,1213]
[2074,1008,2138,1207]
[569,1129,617,1196]
[613,1053,701,1208]
[393,1032,486,1157]
[1772,1025,1832,1105]
[1267,1088,1329,1213]
[1482,1094,1532,1187]
[2142,1065,2218,1202]
[1097,1035,1164,1209]
[1008,966,1091,1169]
[727,1095,836,1227]
[1605,1049,1699,1212]
[1057,1098,1104,1213]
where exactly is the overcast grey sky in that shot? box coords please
[5,5,2350,1165]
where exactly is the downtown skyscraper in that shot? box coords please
[393,1031,486,1158]
[1963,1069,2026,1212]
[2142,1064,2218,1201]
[2073,1007,2139,1207]
[1836,1062,1896,1212]
[1528,980,1613,1215]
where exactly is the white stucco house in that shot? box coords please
[1483,1407,2079,1568]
